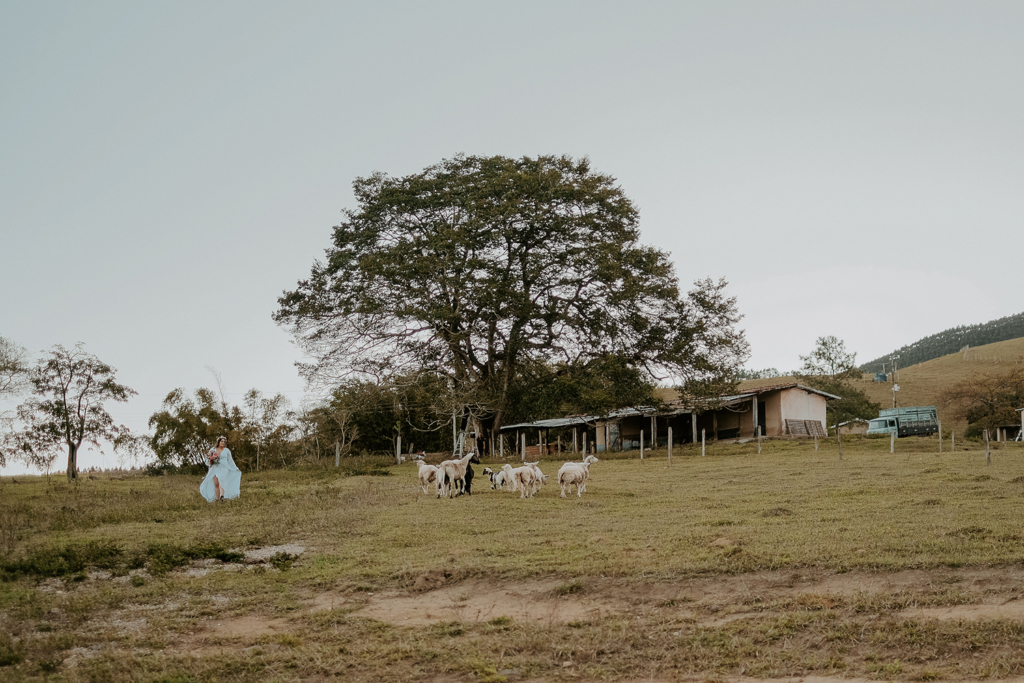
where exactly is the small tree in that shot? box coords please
[799,336,858,379]
[940,367,1024,438]
[796,336,878,433]
[0,336,32,468]
[13,344,136,481]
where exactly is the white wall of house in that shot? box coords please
[779,388,828,433]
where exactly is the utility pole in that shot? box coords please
[890,354,900,409]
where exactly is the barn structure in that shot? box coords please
[500,383,840,455]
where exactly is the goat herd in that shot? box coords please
[411,451,600,499]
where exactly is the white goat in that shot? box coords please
[557,455,599,498]
[511,464,539,498]
[438,451,479,498]
[525,461,549,495]
[413,459,439,495]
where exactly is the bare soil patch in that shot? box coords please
[308,565,1024,627]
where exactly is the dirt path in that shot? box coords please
[304,565,1024,627]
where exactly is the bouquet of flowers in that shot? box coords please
[208,449,220,465]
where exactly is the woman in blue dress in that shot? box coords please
[200,436,241,502]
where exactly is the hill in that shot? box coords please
[859,311,1024,372]
[740,336,1024,427]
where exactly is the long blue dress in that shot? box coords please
[200,447,242,502]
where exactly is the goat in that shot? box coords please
[510,464,539,498]
[437,451,480,498]
[525,461,549,495]
[557,455,599,498]
[482,467,508,490]
[413,459,439,495]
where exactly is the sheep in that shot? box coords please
[412,459,439,495]
[437,451,481,498]
[558,454,599,498]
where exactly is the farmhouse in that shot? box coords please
[501,383,840,454]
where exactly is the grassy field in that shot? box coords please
[3,436,1024,682]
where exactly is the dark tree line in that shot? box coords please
[860,311,1024,372]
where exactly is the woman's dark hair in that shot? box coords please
[216,436,227,446]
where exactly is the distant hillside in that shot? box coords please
[740,336,1024,429]
[859,311,1024,372]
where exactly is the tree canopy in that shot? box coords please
[275,154,748,435]
[9,344,135,480]
[940,366,1024,437]
[796,336,879,429]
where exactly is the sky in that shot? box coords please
[2,1,1022,473]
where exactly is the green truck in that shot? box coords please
[866,406,939,438]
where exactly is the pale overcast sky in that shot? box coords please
[2,2,1022,471]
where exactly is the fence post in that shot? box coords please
[640,430,644,460]
[701,428,705,457]
[335,441,340,467]
[756,425,761,454]
[668,426,673,465]
[890,431,895,454]
[396,435,402,464]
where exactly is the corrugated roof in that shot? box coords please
[502,384,842,429]
[500,415,599,431]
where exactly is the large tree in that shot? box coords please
[275,154,748,436]
[11,344,135,480]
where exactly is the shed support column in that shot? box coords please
[752,397,758,439]
[691,413,697,444]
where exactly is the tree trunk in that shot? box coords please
[67,442,79,481]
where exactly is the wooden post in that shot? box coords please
[757,425,761,454]
[557,434,561,455]
[396,435,402,464]
[453,410,458,454]
[573,428,578,453]
[668,426,673,465]
[701,428,705,457]
[583,432,587,457]
[986,429,991,466]
[335,441,340,467]
[890,431,895,454]
[752,396,758,439]
[522,432,526,461]
[605,424,610,454]
[640,430,644,460]
[651,416,656,450]
[691,413,697,444]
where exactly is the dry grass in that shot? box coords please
[3,437,1024,681]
